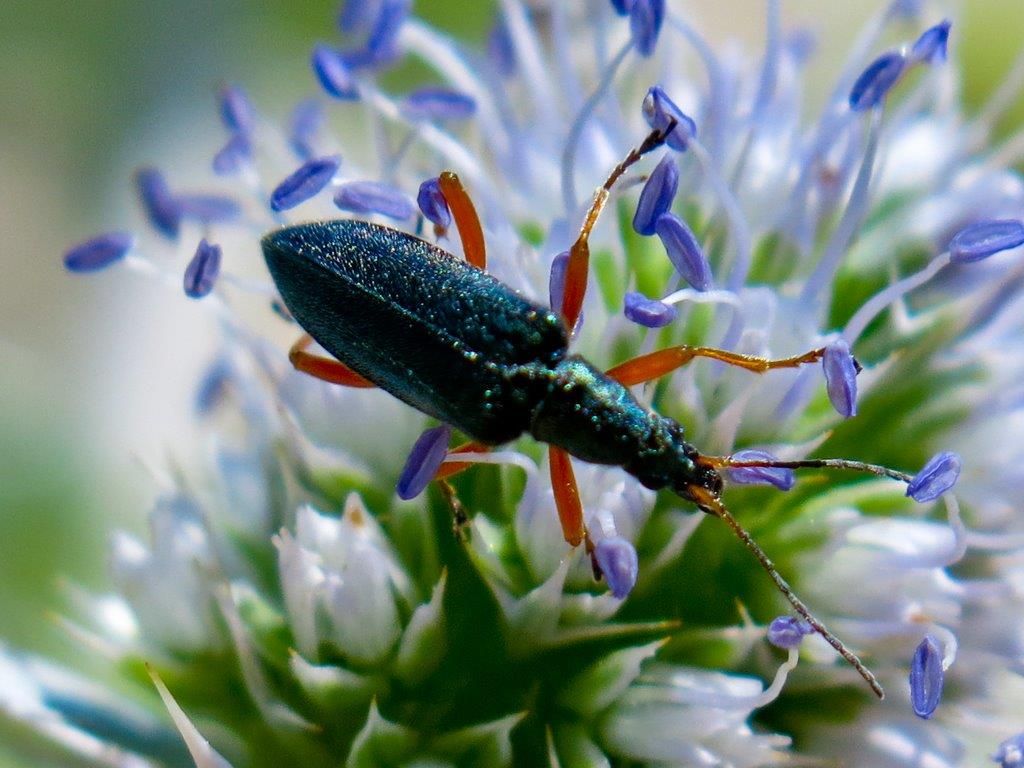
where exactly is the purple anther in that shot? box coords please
[909,20,951,65]
[630,0,665,57]
[655,213,712,291]
[909,635,944,719]
[135,168,182,239]
[364,0,411,66]
[338,0,380,34]
[217,85,255,136]
[642,86,697,151]
[312,44,359,100]
[177,194,241,225]
[334,180,415,220]
[194,357,232,415]
[288,99,324,160]
[487,17,516,77]
[890,0,922,20]
[849,52,906,111]
[727,449,796,491]
[633,154,679,235]
[593,536,639,599]
[417,177,451,235]
[906,452,961,502]
[767,616,813,649]
[548,250,569,315]
[270,155,342,212]
[822,338,858,418]
[624,291,677,328]
[993,733,1024,768]
[183,239,222,299]
[949,219,1024,263]
[63,232,134,273]
[400,87,477,122]
[396,424,451,500]
[212,133,253,176]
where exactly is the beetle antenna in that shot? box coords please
[718,456,913,485]
[685,484,885,700]
[575,120,677,248]
[562,121,677,328]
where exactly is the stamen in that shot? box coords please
[176,194,241,226]
[685,139,753,290]
[560,40,633,215]
[312,44,359,100]
[194,357,233,415]
[213,134,253,176]
[848,52,906,112]
[906,452,961,502]
[842,252,951,343]
[270,156,342,212]
[438,448,537,480]
[498,0,558,134]
[629,0,665,58]
[363,0,411,67]
[400,87,477,122]
[993,733,1024,768]
[726,450,794,491]
[217,84,255,137]
[623,291,677,328]
[359,84,489,192]
[766,616,813,649]
[63,232,134,273]
[396,424,452,500]
[641,86,697,151]
[338,0,380,35]
[416,177,451,236]
[908,19,951,65]
[909,635,944,718]
[632,154,678,235]
[949,219,1024,263]
[822,338,858,418]
[334,181,415,220]
[548,250,569,317]
[593,536,639,599]
[183,239,222,299]
[800,109,882,302]
[654,213,712,291]
[486,16,517,77]
[288,99,324,160]
[665,17,727,160]
[135,168,182,239]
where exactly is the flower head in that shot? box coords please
[27,2,1024,766]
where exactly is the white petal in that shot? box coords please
[148,666,235,768]
[323,544,401,665]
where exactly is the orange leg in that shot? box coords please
[288,334,376,388]
[561,126,675,330]
[435,443,588,547]
[438,172,486,271]
[549,446,586,547]
[434,440,493,480]
[605,345,827,387]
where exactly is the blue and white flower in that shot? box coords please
[5,1,1024,766]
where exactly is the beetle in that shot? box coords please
[262,127,904,698]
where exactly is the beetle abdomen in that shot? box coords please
[263,221,566,443]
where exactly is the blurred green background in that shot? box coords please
[1,0,1021,764]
